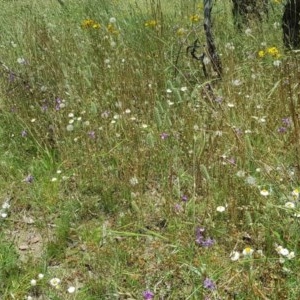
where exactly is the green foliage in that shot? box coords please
[0,0,300,299]
[0,236,21,296]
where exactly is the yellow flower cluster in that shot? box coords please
[190,14,200,22]
[81,19,101,29]
[107,24,119,34]
[145,20,158,28]
[258,46,280,58]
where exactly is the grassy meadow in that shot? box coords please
[1,0,300,299]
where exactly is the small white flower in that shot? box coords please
[49,277,61,288]
[287,251,295,260]
[273,60,281,67]
[27,296,33,300]
[273,22,280,29]
[216,206,226,212]
[68,286,76,293]
[180,86,188,92]
[68,113,74,118]
[260,189,269,196]
[69,119,74,124]
[236,170,245,178]
[227,103,235,108]
[229,251,240,261]
[17,57,26,64]
[166,89,172,93]
[125,109,131,114]
[109,17,116,23]
[129,177,139,186]
[66,124,74,131]
[30,279,37,286]
[285,202,295,209]
[292,188,299,198]
[245,28,252,36]
[258,117,266,123]
[246,176,256,186]
[2,202,10,209]
[279,248,289,256]
[1,213,8,218]
[51,177,58,182]
[232,79,242,86]
[38,273,44,279]
[83,121,90,126]
[56,170,62,174]
[141,124,148,129]
[242,247,254,257]
[203,56,210,65]
[225,42,235,50]
[279,257,285,264]
[104,59,110,64]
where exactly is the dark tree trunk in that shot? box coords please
[232,0,268,29]
[282,0,300,49]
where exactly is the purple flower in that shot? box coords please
[181,195,188,202]
[195,227,215,247]
[143,290,154,300]
[278,127,287,133]
[228,157,236,165]
[88,131,95,138]
[55,97,62,110]
[160,132,169,140]
[201,237,215,247]
[282,117,292,127]
[21,130,27,137]
[203,278,216,290]
[24,174,34,183]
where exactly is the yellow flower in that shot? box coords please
[145,20,157,27]
[81,19,101,29]
[176,28,186,36]
[92,23,101,29]
[107,24,119,34]
[190,14,200,22]
[266,46,280,58]
[258,50,265,58]
[292,188,300,198]
[81,19,94,28]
